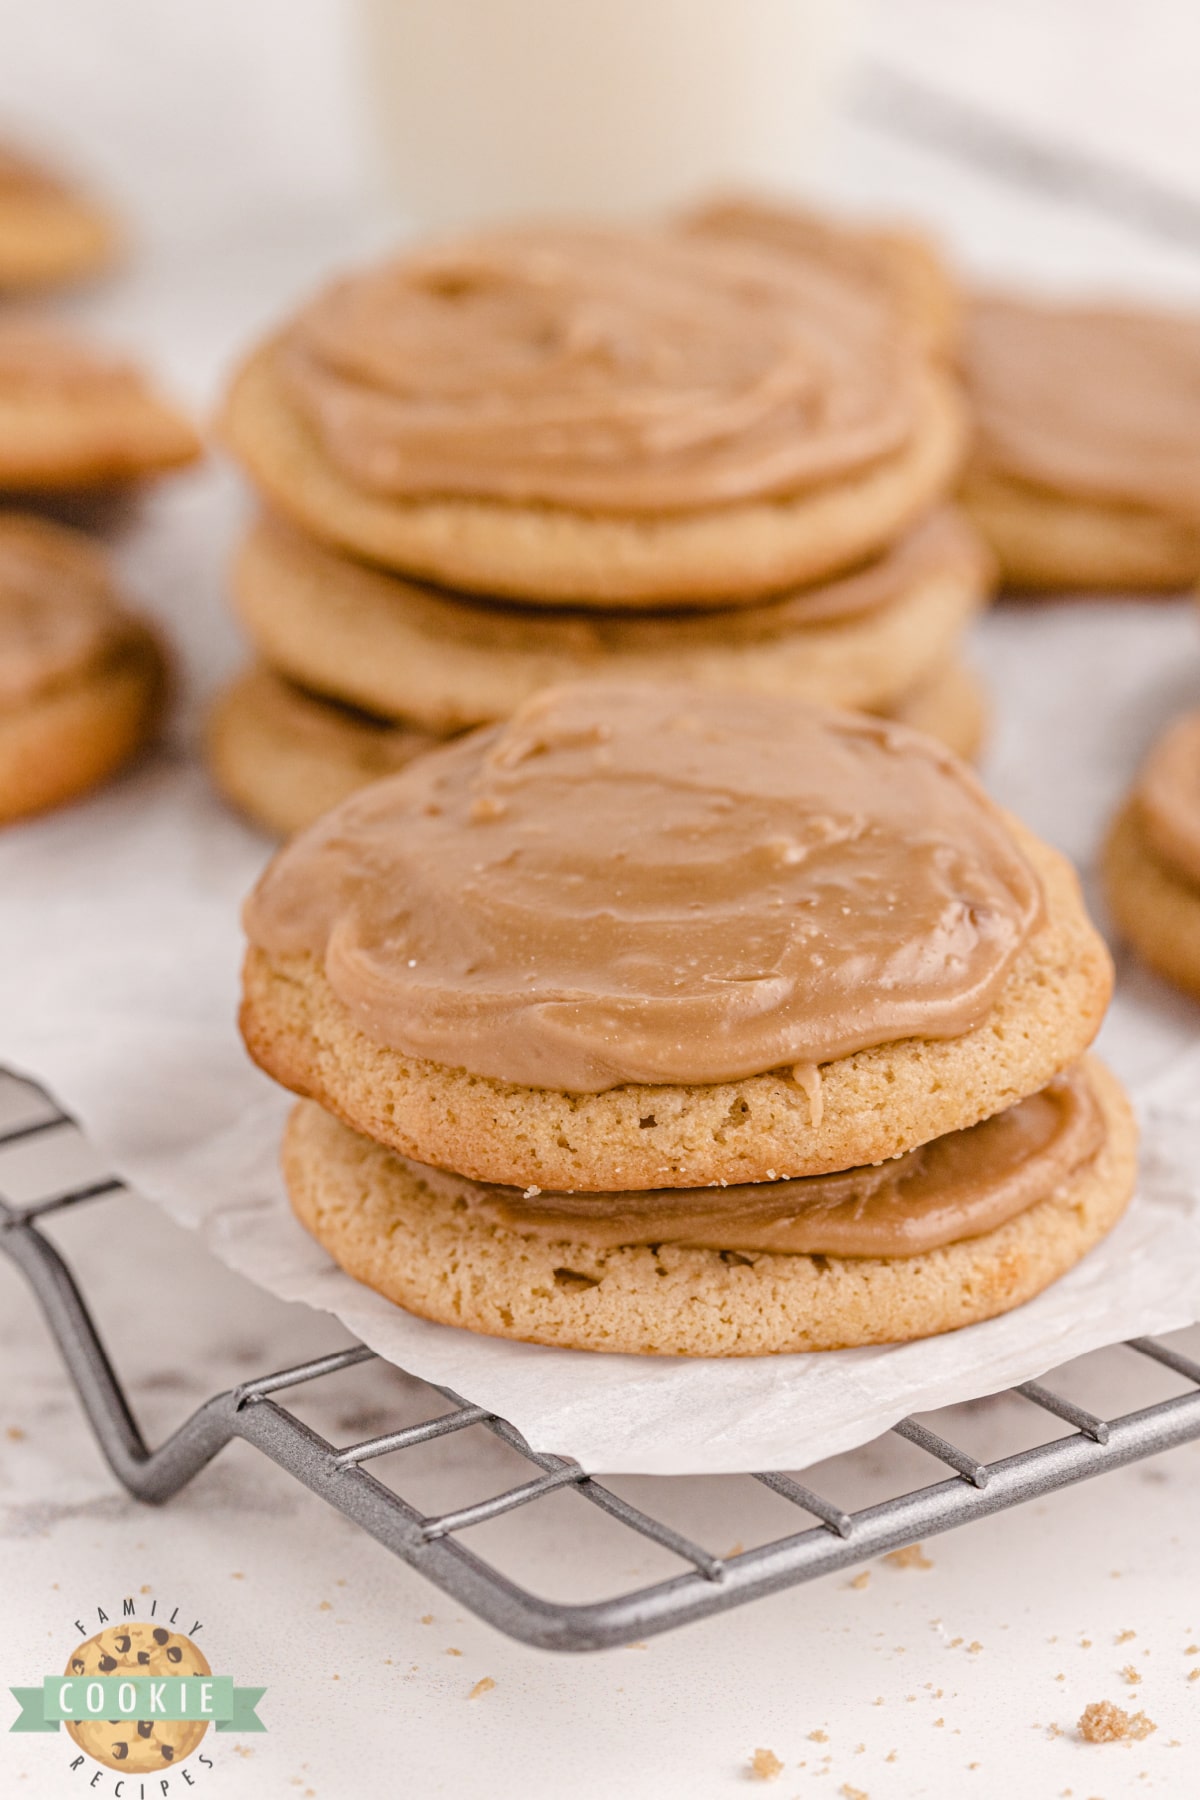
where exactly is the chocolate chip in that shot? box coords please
[161,1745,175,1762]
[98,1655,117,1672]
[115,1633,131,1653]
[152,1628,169,1645]
[166,1646,182,1664]
[111,1743,128,1761]
[137,1720,152,1739]
[71,1658,84,1673]
[137,1651,150,1665]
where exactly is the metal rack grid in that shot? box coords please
[4,1071,1200,1655]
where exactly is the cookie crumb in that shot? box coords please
[848,1572,871,1590]
[808,1729,828,1743]
[446,1647,462,1657]
[1185,1644,1199,1655]
[1121,1665,1141,1684]
[934,1718,944,1728]
[1116,1629,1136,1644]
[726,1542,745,1559]
[468,1677,495,1700]
[420,1615,433,1625]
[748,1748,783,1781]
[884,1544,933,1571]
[839,1786,867,1800]
[318,1601,332,1612]
[6,1426,25,1441]
[1188,1668,1200,1682]
[1077,1700,1156,1743]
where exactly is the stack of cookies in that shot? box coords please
[213,220,990,837]
[239,681,1135,1356]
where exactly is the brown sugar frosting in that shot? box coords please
[0,513,131,704]
[275,224,921,515]
[244,683,1043,1093]
[409,1062,1103,1255]
[1135,710,1200,888]
[966,297,1200,519]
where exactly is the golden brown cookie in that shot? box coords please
[883,657,987,763]
[1104,800,1200,1001]
[282,1053,1135,1355]
[208,654,987,842]
[231,507,990,731]
[681,193,961,358]
[0,141,118,290]
[241,820,1112,1193]
[0,319,199,491]
[0,512,166,822]
[224,348,964,607]
[961,296,1200,591]
[207,663,438,838]
[62,1623,210,1773]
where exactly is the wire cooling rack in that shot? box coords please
[4,1070,1200,1654]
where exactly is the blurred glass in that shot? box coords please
[358,0,857,229]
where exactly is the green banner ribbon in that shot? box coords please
[9,1677,266,1733]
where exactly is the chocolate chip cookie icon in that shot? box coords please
[62,1623,211,1773]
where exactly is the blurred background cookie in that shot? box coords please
[1105,710,1200,1001]
[0,138,119,291]
[0,510,166,822]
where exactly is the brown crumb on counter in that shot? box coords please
[1116,1629,1136,1644]
[446,1647,462,1656]
[884,1544,932,1571]
[848,1571,871,1590]
[808,1729,828,1743]
[1188,1668,1200,1682]
[748,1748,783,1782]
[839,1786,868,1800]
[1186,1644,1200,1655]
[468,1677,495,1700]
[967,1641,983,1654]
[1077,1700,1156,1743]
[1121,1665,1141,1684]
[6,1426,25,1441]
[420,1614,433,1625]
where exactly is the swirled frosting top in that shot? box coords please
[245,682,1043,1093]
[273,224,921,514]
[966,296,1200,519]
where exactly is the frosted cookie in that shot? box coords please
[221,224,966,607]
[207,663,438,838]
[1104,711,1200,1000]
[241,683,1113,1193]
[209,654,987,841]
[681,193,961,357]
[284,1053,1134,1355]
[0,512,166,822]
[0,141,118,290]
[0,319,200,491]
[232,508,990,732]
[961,296,1200,591]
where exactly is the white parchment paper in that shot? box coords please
[4,467,1200,1472]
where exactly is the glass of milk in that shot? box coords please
[357,0,857,229]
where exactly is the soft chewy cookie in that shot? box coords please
[0,512,166,822]
[0,318,199,491]
[208,663,439,838]
[232,507,990,732]
[241,683,1112,1192]
[1104,711,1200,1000]
[0,141,118,290]
[283,1053,1135,1355]
[221,224,965,606]
[681,193,961,358]
[961,296,1200,591]
[62,1623,210,1773]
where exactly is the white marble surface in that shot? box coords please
[4,4,1200,1795]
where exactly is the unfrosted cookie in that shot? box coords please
[883,657,987,763]
[282,1054,1135,1355]
[681,193,961,358]
[231,507,990,731]
[241,820,1111,1192]
[207,663,438,838]
[0,512,166,822]
[961,296,1200,591]
[62,1623,210,1773]
[0,141,118,290]
[221,221,965,606]
[0,318,199,491]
